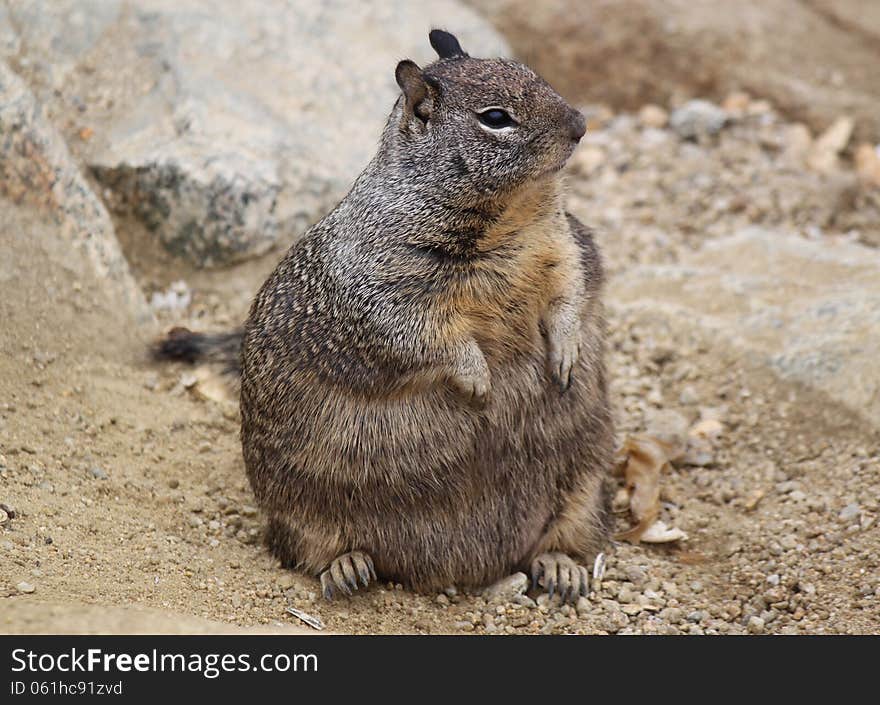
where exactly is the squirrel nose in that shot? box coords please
[567,110,587,142]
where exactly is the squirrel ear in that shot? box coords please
[395,60,434,123]
[429,29,468,59]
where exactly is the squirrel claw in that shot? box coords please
[320,551,377,600]
[547,339,579,393]
[530,552,589,604]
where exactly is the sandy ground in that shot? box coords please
[2,102,879,635]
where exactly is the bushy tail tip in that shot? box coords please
[152,327,243,375]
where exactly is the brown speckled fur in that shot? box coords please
[238,33,614,593]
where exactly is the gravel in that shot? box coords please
[1,85,878,635]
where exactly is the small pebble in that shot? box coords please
[670,99,728,140]
[638,104,669,129]
[747,616,765,634]
[780,535,798,550]
[660,607,683,624]
[838,503,860,522]
[484,572,528,602]
[679,386,700,405]
[277,574,296,590]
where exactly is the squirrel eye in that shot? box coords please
[478,108,517,129]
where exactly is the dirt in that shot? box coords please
[2,70,879,637]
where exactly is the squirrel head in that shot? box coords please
[390,29,586,206]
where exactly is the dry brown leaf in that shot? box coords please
[613,435,672,542]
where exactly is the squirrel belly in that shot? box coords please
[240,198,612,591]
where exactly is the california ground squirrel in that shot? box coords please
[156,30,613,603]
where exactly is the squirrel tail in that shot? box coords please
[152,327,243,376]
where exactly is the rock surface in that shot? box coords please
[610,228,880,427]
[1,0,509,267]
[0,61,152,326]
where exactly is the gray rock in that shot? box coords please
[575,596,592,616]
[0,61,152,324]
[839,503,861,522]
[16,581,35,594]
[747,615,765,634]
[484,572,529,602]
[2,0,509,267]
[670,100,729,140]
[616,586,635,604]
[512,594,537,608]
[624,565,647,585]
[678,385,700,405]
[659,607,683,624]
[89,466,108,480]
[779,534,798,550]
[611,228,880,427]
[643,408,689,458]
[681,442,714,467]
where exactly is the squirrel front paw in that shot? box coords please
[542,300,581,392]
[546,329,580,392]
[449,370,490,408]
[447,338,491,408]
[543,304,580,392]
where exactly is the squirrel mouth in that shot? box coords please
[538,157,572,179]
[539,144,578,178]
